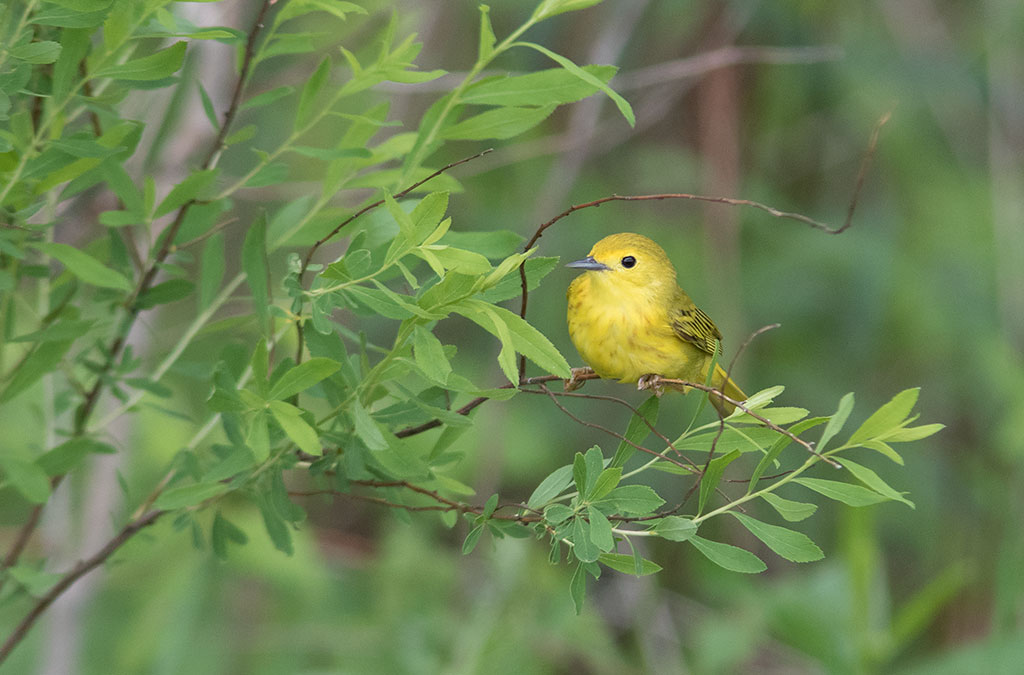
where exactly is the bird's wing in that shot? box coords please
[670,302,723,356]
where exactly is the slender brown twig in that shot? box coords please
[658,377,842,469]
[293,148,494,365]
[0,3,276,662]
[524,383,698,473]
[515,112,889,379]
[299,148,494,275]
[0,511,165,666]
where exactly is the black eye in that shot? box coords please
[621,256,636,268]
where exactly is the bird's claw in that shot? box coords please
[564,367,594,392]
[637,374,667,397]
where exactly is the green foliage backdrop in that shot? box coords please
[0,0,1018,673]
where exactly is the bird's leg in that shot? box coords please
[637,374,667,397]
[564,367,595,391]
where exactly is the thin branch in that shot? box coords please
[0,504,43,595]
[523,383,698,474]
[538,388,686,458]
[515,111,889,378]
[0,510,164,666]
[0,3,276,645]
[199,0,275,169]
[658,377,842,469]
[299,148,494,275]
[293,148,493,365]
[616,45,843,91]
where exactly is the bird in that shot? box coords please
[565,232,747,416]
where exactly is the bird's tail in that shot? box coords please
[710,363,747,418]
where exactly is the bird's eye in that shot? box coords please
[621,256,636,268]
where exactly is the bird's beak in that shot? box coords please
[566,256,610,271]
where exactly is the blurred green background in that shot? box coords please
[5,0,1024,672]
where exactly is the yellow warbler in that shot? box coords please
[566,232,747,416]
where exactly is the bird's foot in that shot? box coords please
[637,374,667,397]
[564,367,595,391]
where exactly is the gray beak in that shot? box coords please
[566,256,610,271]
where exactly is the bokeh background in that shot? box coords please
[6,0,1024,672]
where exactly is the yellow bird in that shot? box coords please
[566,232,747,416]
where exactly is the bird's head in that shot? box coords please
[566,232,677,292]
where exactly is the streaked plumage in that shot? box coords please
[566,232,746,416]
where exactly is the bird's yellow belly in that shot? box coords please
[567,292,708,384]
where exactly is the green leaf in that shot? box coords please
[462,524,484,554]
[599,552,662,576]
[32,242,132,291]
[883,423,944,443]
[154,169,219,218]
[257,495,293,555]
[199,232,225,310]
[268,358,341,400]
[589,467,621,501]
[412,326,451,384]
[842,458,914,508]
[244,161,289,188]
[849,388,921,445]
[95,41,187,80]
[760,492,817,522]
[458,299,571,378]
[747,416,829,492]
[135,279,194,309]
[212,511,248,560]
[481,493,499,519]
[417,246,492,275]
[443,105,556,141]
[6,565,62,596]
[477,4,496,61]
[527,464,573,508]
[247,410,270,462]
[268,400,321,455]
[597,485,664,515]
[242,214,269,333]
[861,439,905,464]
[794,477,890,507]
[731,512,824,563]
[819,392,855,452]
[532,0,604,20]
[344,285,416,319]
[544,503,574,524]
[296,56,330,130]
[572,451,587,495]
[699,449,740,513]
[31,5,109,27]
[690,536,767,573]
[513,41,634,126]
[569,562,586,614]
[611,395,659,468]
[10,41,62,64]
[240,85,295,111]
[0,457,52,503]
[652,516,698,542]
[0,340,73,404]
[153,482,231,510]
[572,516,600,562]
[738,385,786,410]
[587,505,614,551]
[349,399,388,451]
[582,446,604,497]
[36,438,116,477]
[462,65,617,107]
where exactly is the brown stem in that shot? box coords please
[0,2,277,651]
[0,511,164,666]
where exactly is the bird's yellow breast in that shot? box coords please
[567,272,709,383]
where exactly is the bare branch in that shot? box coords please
[0,511,164,666]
